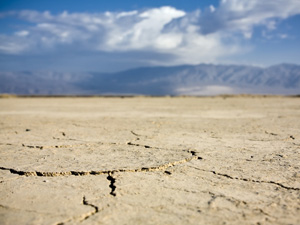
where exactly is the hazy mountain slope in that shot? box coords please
[0,71,92,95]
[1,64,299,95]
[85,63,300,95]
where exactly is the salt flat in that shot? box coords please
[0,96,299,225]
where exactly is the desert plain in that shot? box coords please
[0,96,299,225]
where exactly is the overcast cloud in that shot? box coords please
[0,0,300,70]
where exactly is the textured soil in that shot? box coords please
[0,96,299,225]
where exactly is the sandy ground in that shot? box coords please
[0,96,299,225]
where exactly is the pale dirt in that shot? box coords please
[0,96,299,225]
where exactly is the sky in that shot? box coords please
[0,0,300,72]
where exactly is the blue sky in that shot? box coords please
[0,0,299,72]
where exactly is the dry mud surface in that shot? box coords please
[0,96,299,225]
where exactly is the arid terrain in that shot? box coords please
[0,96,299,225]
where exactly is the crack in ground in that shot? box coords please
[130,131,141,136]
[0,147,198,202]
[0,142,120,150]
[107,173,117,197]
[252,208,274,218]
[55,196,99,225]
[3,142,198,154]
[0,204,105,225]
[0,143,13,146]
[205,192,275,219]
[0,145,199,221]
[0,154,198,177]
[207,191,248,208]
[126,142,154,149]
[21,142,116,150]
[211,171,300,191]
[188,165,300,191]
[3,141,162,150]
[81,196,99,221]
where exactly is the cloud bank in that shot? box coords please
[0,0,300,68]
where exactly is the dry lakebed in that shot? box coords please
[0,96,299,225]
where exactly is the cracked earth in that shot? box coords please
[0,96,299,225]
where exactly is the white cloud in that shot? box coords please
[279,34,288,39]
[0,1,300,66]
[116,11,138,19]
[200,0,300,38]
[15,30,29,36]
[0,35,30,53]
[209,5,216,13]
[103,6,186,51]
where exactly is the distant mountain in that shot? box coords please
[1,63,300,95]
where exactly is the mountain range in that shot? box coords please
[1,63,300,95]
